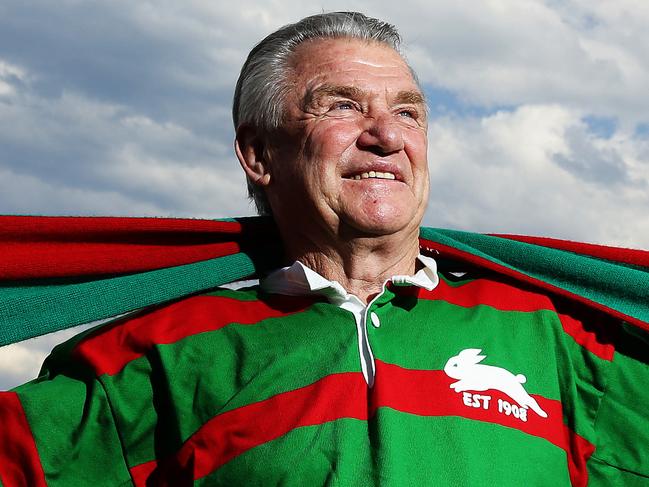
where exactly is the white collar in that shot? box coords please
[261,254,439,303]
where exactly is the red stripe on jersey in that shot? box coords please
[563,423,595,487]
[417,274,557,312]
[412,278,614,361]
[557,312,614,361]
[130,362,592,486]
[0,392,47,487]
[129,372,368,486]
[373,361,593,487]
[73,294,316,376]
[130,460,158,487]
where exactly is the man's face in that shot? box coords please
[265,38,429,239]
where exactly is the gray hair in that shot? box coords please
[233,12,405,215]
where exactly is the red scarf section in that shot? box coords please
[0,216,260,280]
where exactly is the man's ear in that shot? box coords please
[235,125,271,187]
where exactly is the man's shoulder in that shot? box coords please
[37,284,320,380]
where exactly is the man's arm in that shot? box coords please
[0,347,133,486]
[587,323,649,484]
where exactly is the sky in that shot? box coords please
[1,0,648,388]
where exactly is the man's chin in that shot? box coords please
[338,211,420,239]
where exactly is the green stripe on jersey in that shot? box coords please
[202,409,571,486]
[590,323,649,478]
[14,372,131,485]
[587,456,649,486]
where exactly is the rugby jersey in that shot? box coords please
[1,267,648,486]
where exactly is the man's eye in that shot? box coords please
[398,110,415,118]
[332,101,356,110]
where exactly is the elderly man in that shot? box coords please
[1,11,648,487]
[234,13,432,389]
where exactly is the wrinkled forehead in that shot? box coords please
[286,38,423,100]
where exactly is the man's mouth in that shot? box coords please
[347,171,397,181]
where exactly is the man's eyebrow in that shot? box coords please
[393,90,426,107]
[303,85,365,107]
[302,85,427,112]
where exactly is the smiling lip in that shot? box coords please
[343,161,404,182]
[348,171,397,180]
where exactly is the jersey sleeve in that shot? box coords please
[587,322,649,485]
[0,343,133,486]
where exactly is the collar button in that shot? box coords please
[370,312,381,328]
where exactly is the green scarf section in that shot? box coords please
[419,228,649,326]
[0,220,647,347]
[0,252,257,347]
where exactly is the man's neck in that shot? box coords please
[280,228,421,303]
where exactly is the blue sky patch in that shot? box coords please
[635,122,649,138]
[423,85,514,119]
[582,115,617,139]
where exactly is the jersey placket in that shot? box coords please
[337,282,400,387]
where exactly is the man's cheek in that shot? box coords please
[317,123,361,149]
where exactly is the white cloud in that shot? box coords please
[101,144,252,217]
[0,59,28,96]
[394,1,649,126]
[424,104,649,248]
[0,323,95,390]
[0,87,251,217]
[0,166,166,215]
[0,80,13,96]
[0,344,47,380]
[0,59,27,81]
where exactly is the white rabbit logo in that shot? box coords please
[444,348,548,418]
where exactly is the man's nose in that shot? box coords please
[357,114,404,154]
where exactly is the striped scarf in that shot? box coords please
[1,215,647,346]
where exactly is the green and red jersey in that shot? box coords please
[2,267,648,486]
